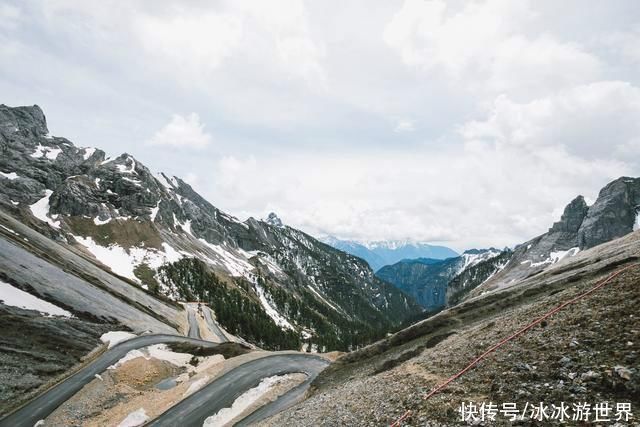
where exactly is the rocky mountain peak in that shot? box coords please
[578,177,640,249]
[0,104,48,137]
[549,195,589,233]
[266,212,284,227]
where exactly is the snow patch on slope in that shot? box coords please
[30,190,61,229]
[31,143,62,160]
[254,283,295,330]
[117,408,149,427]
[197,238,254,278]
[149,201,160,222]
[0,171,18,180]
[73,235,185,283]
[82,147,96,160]
[101,331,137,349]
[203,374,300,427]
[529,247,580,268]
[307,285,340,313]
[0,280,72,317]
[459,249,501,272]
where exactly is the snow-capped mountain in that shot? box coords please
[0,104,422,351]
[318,236,458,271]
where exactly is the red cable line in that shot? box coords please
[390,263,638,427]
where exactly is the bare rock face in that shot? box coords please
[550,195,589,234]
[578,177,640,249]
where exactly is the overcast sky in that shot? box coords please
[2,0,639,251]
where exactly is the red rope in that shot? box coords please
[390,263,637,427]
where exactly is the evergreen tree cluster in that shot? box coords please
[157,258,299,350]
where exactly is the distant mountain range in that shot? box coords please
[376,249,502,310]
[318,236,458,271]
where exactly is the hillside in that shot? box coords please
[263,228,640,426]
[0,104,424,352]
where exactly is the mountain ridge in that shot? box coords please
[0,103,423,353]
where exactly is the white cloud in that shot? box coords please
[133,9,243,75]
[147,113,211,149]
[394,119,415,133]
[383,0,601,96]
[461,81,640,161]
[599,30,640,65]
[206,142,627,251]
[0,4,21,30]
[207,81,639,250]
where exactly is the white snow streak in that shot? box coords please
[31,143,61,160]
[254,283,295,330]
[0,280,72,317]
[117,408,149,427]
[83,147,97,160]
[203,375,299,427]
[73,235,184,283]
[0,171,18,180]
[530,247,580,267]
[100,331,137,349]
[30,190,61,229]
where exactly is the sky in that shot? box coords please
[1,0,639,252]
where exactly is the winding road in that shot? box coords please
[202,306,228,342]
[148,353,330,426]
[186,304,202,339]
[0,334,218,427]
[1,332,330,427]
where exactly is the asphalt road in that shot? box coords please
[235,363,323,426]
[147,353,330,427]
[202,306,228,342]
[0,334,218,427]
[186,304,201,339]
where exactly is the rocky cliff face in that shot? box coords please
[578,178,640,249]
[0,104,422,351]
[472,177,640,296]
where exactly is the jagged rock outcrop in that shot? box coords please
[472,177,640,297]
[578,177,640,249]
